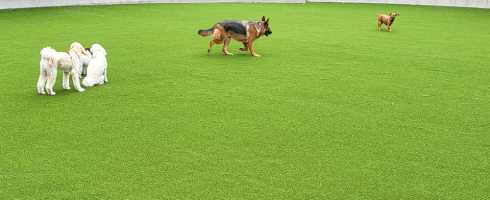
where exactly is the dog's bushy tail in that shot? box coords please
[198,27,214,37]
[40,47,55,59]
[40,47,56,66]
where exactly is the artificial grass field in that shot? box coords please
[0,2,489,199]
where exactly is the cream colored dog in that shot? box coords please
[36,42,89,95]
[70,42,92,77]
[377,12,400,32]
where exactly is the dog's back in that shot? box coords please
[83,58,107,87]
[219,20,248,36]
[377,14,390,25]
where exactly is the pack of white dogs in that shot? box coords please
[36,42,108,96]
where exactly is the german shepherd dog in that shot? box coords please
[198,16,272,57]
[377,12,400,32]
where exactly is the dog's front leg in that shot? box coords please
[71,71,85,92]
[104,67,108,83]
[62,71,71,90]
[45,68,57,96]
[82,65,87,77]
[247,41,260,57]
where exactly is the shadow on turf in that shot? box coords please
[196,52,268,60]
[34,85,108,97]
[378,29,397,33]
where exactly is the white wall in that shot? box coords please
[0,0,305,9]
[0,0,488,9]
[308,0,489,8]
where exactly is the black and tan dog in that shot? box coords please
[198,16,272,57]
[377,12,400,32]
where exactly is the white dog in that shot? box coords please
[70,42,92,77]
[36,42,89,95]
[82,44,108,87]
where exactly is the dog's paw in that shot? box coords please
[63,87,71,90]
[48,92,56,96]
[252,54,262,57]
[77,88,86,92]
[239,48,248,51]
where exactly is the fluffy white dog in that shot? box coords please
[36,42,89,95]
[70,42,92,77]
[82,44,108,87]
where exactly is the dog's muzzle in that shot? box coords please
[265,30,272,36]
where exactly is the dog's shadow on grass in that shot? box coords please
[378,29,396,33]
[32,84,109,99]
[195,51,267,60]
[32,91,81,99]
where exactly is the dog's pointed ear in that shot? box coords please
[265,18,269,24]
[261,16,266,21]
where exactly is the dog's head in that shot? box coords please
[90,43,107,57]
[70,42,92,58]
[78,47,92,64]
[260,16,272,37]
[389,12,400,17]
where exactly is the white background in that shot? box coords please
[0,0,488,9]
[0,0,304,9]
[309,0,489,8]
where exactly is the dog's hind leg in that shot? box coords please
[208,40,215,54]
[222,38,233,56]
[239,42,248,51]
[37,68,47,95]
[209,37,224,54]
[209,30,224,54]
[62,71,71,90]
[71,72,85,92]
[45,68,57,96]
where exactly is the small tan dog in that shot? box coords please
[377,12,400,32]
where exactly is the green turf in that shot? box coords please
[0,2,489,199]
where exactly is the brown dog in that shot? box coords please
[198,16,272,57]
[377,12,400,32]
